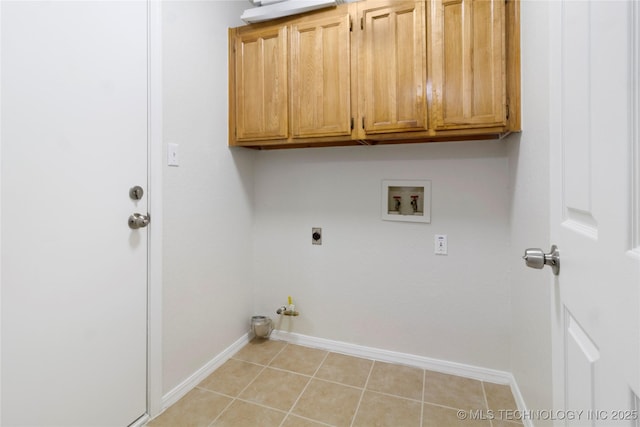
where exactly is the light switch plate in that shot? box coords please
[435,234,448,255]
[167,143,179,167]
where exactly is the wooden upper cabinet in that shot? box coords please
[290,12,352,138]
[232,24,288,141]
[228,0,519,148]
[429,0,506,129]
[359,0,427,135]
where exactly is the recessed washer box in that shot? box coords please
[381,179,431,223]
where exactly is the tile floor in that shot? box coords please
[148,339,524,427]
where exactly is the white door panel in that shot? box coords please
[1,1,148,425]
[550,0,640,425]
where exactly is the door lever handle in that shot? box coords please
[128,213,150,230]
[523,245,560,275]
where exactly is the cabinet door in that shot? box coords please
[233,25,288,141]
[360,0,427,134]
[430,0,506,129]
[290,12,352,138]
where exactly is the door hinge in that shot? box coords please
[506,102,510,120]
[361,17,364,30]
[350,18,353,32]
[362,117,365,128]
[350,117,354,130]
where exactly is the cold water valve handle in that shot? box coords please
[523,245,560,276]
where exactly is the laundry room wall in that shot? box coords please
[161,0,254,394]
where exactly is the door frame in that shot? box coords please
[0,0,164,423]
[146,0,164,421]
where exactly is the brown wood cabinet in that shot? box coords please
[290,12,352,138]
[231,24,288,142]
[359,0,427,135]
[429,0,506,130]
[228,0,520,149]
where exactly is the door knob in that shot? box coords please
[523,245,560,275]
[128,213,150,229]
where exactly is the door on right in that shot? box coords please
[549,0,640,425]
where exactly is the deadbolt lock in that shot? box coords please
[129,186,144,201]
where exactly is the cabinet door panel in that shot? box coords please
[361,0,427,134]
[291,13,351,138]
[431,0,506,129]
[235,25,288,141]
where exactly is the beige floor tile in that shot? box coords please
[282,414,333,427]
[292,379,362,427]
[366,361,424,400]
[197,358,263,397]
[211,400,285,427]
[352,391,422,427]
[423,403,491,427]
[269,344,328,376]
[232,338,287,365]
[315,352,373,388]
[238,367,310,411]
[147,388,231,427]
[483,382,518,413]
[423,370,486,411]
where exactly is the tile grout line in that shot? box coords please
[278,349,332,427]
[420,369,426,427]
[348,360,376,427]
[481,381,494,427]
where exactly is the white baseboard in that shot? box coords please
[271,330,511,384]
[271,330,533,427]
[160,333,250,411]
[158,330,532,427]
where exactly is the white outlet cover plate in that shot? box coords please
[435,234,448,255]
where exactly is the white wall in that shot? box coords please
[252,141,512,371]
[506,0,553,415]
[161,1,254,394]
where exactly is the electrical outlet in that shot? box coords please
[312,227,322,245]
[435,234,448,255]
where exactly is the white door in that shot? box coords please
[1,1,149,425]
[548,0,640,425]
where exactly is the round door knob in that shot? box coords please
[128,213,150,229]
[523,248,545,269]
[523,245,560,275]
